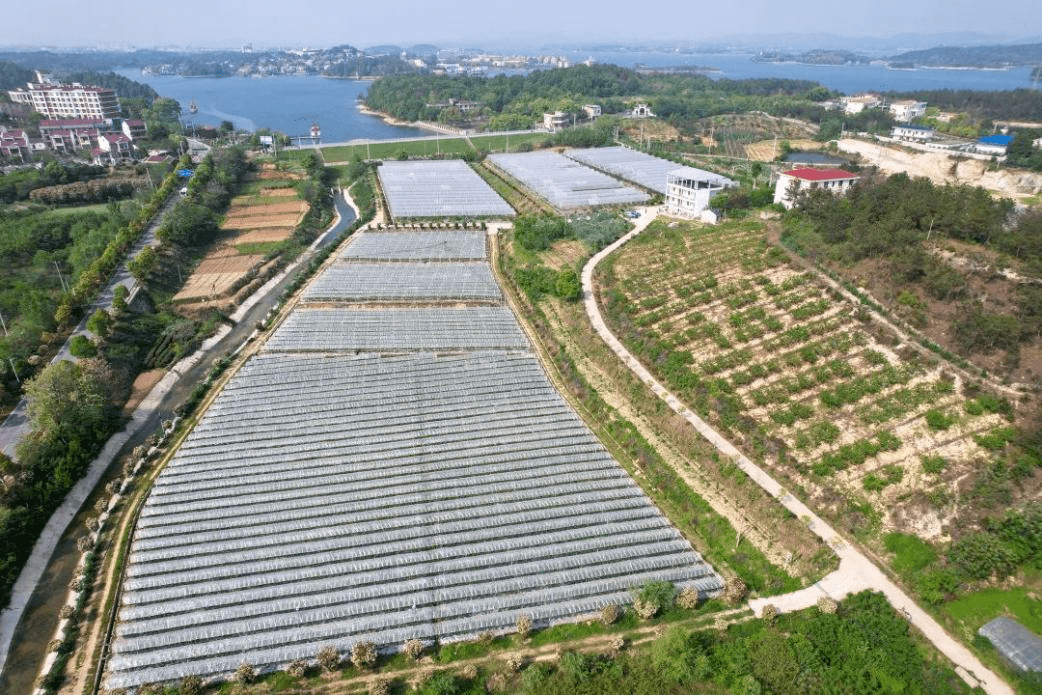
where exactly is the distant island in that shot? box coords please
[885,41,1042,68]
[752,49,872,65]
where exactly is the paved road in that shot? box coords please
[580,208,1013,695]
[0,191,357,689]
[0,193,178,460]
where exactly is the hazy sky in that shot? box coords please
[8,0,1042,49]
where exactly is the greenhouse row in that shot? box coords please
[303,262,502,301]
[264,307,528,352]
[107,224,722,690]
[487,150,650,210]
[339,229,488,261]
[565,146,736,195]
[377,160,516,219]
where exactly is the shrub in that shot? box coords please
[178,674,203,695]
[317,645,340,671]
[631,579,676,617]
[761,604,778,623]
[600,604,623,625]
[370,678,391,695]
[676,587,702,610]
[402,638,424,660]
[633,598,659,620]
[723,576,748,605]
[506,653,524,673]
[69,335,97,358]
[287,658,308,677]
[485,673,507,692]
[351,641,378,669]
[460,663,478,680]
[816,596,837,614]
[235,662,255,684]
[59,604,75,619]
[515,613,533,638]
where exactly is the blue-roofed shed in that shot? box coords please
[979,617,1042,672]
[978,135,1015,146]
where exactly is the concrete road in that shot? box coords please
[580,208,1013,695]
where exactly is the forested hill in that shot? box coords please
[887,42,1042,67]
[364,64,831,127]
[0,60,35,91]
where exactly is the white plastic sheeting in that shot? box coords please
[108,352,722,689]
[565,146,736,195]
[488,151,650,210]
[303,262,501,301]
[341,230,487,261]
[264,307,528,352]
[378,160,515,219]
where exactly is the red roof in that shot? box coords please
[784,168,858,181]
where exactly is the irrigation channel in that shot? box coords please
[102,218,723,689]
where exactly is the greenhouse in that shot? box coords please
[377,160,516,220]
[105,221,722,691]
[341,230,487,261]
[107,352,722,689]
[303,262,502,302]
[264,307,528,352]
[487,151,650,210]
[565,146,735,195]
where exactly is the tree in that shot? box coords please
[554,268,582,301]
[128,246,157,283]
[20,358,114,445]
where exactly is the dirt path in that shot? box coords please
[581,209,1014,695]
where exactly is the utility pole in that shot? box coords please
[7,358,18,384]
[53,261,69,293]
[0,309,7,336]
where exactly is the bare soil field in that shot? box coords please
[225,200,307,218]
[173,248,264,302]
[235,227,299,244]
[599,218,1020,543]
[122,368,166,415]
[222,213,303,229]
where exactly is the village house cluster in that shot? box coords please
[2,73,149,165]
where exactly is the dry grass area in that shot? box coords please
[173,247,265,302]
[122,368,166,415]
[744,138,821,161]
[600,218,1018,543]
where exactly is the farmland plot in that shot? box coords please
[107,227,723,690]
[341,229,487,261]
[599,219,1011,538]
[488,151,650,210]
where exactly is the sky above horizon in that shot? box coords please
[6,0,1041,50]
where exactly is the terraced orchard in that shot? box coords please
[105,226,722,691]
[598,218,1013,539]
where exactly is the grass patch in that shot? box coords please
[235,241,285,256]
[944,587,1042,636]
[884,532,938,579]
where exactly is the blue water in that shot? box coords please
[580,50,1036,93]
[119,53,1036,142]
[116,69,424,144]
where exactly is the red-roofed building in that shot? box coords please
[773,167,859,209]
[0,128,30,161]
[121,119,147,140]
[40,117,109,133]
[97,132,133,163]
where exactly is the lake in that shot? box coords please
[120,53,1037,142]
[116,69,425,144]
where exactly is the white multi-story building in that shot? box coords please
[664,166,735,219]
[889,100,927,121]
[892,124,935,141]
[8,81,121,120]
[542,111,570,130]
[773,167,859,209]
[841,94,881,115]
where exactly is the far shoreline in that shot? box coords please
[355,103,467,137]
